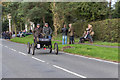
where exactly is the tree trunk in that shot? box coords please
[52,2,58,37]
[14,23,17,36]
[51,2,65,37]
[42,16,45,24]
[109,0,112,19]
[20,23,22,31]
[53,13,58,37]
[54,26,58,37]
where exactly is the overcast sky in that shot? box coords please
[107,0,117,7]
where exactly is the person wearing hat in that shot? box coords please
[43,23,52,39]
[33,24,43,44]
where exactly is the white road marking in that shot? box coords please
[88,58,118,64]
[11,49,17,52]
[8,48,12,50]
[64,53,118,65]
[4,46,8,48]
[0,44,3,46]
[47,63,49,64]
[18,52,27,56]
[53,65,87,78]
[32,57,45,63]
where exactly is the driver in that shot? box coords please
[33,24,43,44]
[43,23,52,39]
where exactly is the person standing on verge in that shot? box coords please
[68,24,75,44]
[62,24,68,45]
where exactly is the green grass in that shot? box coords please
[63,44,118,62]
[10,35,34,44]
[10,35,118,62]
[93,41,118,46]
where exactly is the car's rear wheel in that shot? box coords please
[49,44,52,53]
[31,43,35,55]
[27,42,31,54]
[54,43,58,55]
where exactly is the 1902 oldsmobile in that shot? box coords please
[27,37,58,55]
[27,23,58,55]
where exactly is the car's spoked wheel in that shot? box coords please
[54,43,58,55]
[31,43,35,55]
[27,42,31,54]
[49,44,52,53]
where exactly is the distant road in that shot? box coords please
[1,39,118,78]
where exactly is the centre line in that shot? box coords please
[53,65,87,78]
[32,57,45,63]
[19,52,27,56]
[4,46,8,48]
[11,49,17,52]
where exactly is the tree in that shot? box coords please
[22,2,50,25]
[68,2,109,22]
[112,2,120,18]
[51,2,71,36]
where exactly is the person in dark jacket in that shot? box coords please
[33,24,43,44]
[43,23,52,39]
[2,31,6,39]
[6,31,10,39]
[68,24,75,44]
[62,24,68,45]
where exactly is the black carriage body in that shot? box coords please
[36,38,51,48]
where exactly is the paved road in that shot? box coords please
[1,39,118,78]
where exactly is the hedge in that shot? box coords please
[73,19,119,42]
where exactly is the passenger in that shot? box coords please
[33,24,43,44]
[62,24,68,45]
[68,24,75,44]
[43,23,52,39]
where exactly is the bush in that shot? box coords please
[73,19,119,42]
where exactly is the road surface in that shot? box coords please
[1,39,118,78]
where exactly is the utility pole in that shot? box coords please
[7,14,12,32]
[25,23,28,32]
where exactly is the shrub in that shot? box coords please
[73,19,119,42]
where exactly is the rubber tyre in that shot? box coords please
[54,43,58,55]
[49,44,52,53]
[27,42,31,54]
[31,43,35,55]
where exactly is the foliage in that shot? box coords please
[21,2,51,25]
[73,19,119,42]
[67,2,109,22]
[112,2,120,18]
[2,19,9,31]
